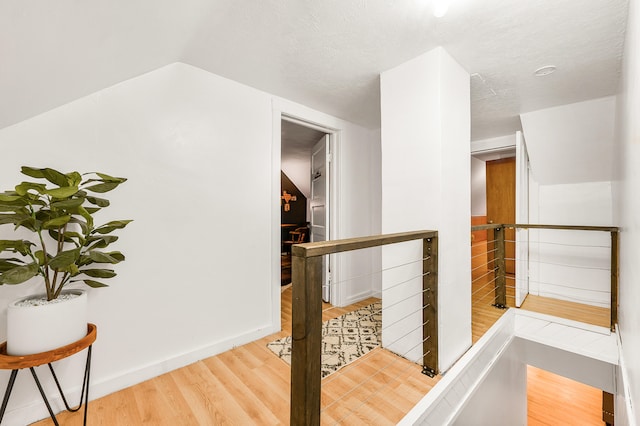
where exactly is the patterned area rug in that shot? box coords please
[267,302,382,378]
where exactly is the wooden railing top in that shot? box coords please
[291,230,438,258]
[471,223,619,233]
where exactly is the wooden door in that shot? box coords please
[486,158,516,274]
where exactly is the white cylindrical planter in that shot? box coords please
[6,289,88,356]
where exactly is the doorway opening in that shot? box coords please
[471,148,517,306]
[280,118,333,303]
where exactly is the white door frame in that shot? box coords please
[271,100,341,330]
[310,135,332,303]
[514,131,530,307]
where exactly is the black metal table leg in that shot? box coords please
[9,345,93,426]
[47,345,93,426]
[83,345,91,426]
[0,370,18,423]
[30,367,60,426]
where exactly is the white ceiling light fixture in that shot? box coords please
[432,0,451,18]
[534,65,557,77]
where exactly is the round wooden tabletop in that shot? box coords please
[0,323,97,370]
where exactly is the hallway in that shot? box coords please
[33,288,439,425]
[32,280,611,425]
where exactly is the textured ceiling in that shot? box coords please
[0,0,629,140]
[282,120,326,161]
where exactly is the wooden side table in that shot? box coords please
[0,323,96,426]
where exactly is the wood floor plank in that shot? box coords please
[214,347,290,409]
[527,365,604,426]
[173,361,253,425]
[225,343,265,370]
[131,379,187,425]
[95,386,143,426]
[521,294,610,328]
[152,373,201,425]
[32,385,144,426]
[202,356,282,425]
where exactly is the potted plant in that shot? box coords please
[0,166,131,355]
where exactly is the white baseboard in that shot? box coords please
[4,324,279,425]
[342,289,377,307]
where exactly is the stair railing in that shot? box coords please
[471,223,619,331]
[289,230,438,426]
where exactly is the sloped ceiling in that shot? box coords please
[281,120,326,198]
[0,0,629,140]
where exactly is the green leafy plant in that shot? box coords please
[0,166,132,301]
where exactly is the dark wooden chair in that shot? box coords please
[282,227,308,254]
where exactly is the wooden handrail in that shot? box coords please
[291,230,438,258]
[290,230,438,425]
[471,223,619,232]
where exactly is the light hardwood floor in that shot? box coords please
[521,294,610,328]
[32,288,439,425]
[32,253,609,425]
[528,365,604,425]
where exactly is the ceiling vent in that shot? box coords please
[534,65,557,77]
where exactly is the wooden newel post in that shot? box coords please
[290,249,323,426]
[610,231,619,332]
[422,235,438,377]
[494,227,507,309]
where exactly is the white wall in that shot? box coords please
[528,178,613,307]
[380,47,471,372]
[616,333,636,426]
[521,88,616,309]
[519,338,615,394]
[470,156,486,216]
[335,124,382,305]
[281,155,311,198]
[614,0,640,422]
[373,129,383,296]
[0,62,380,424]
[369,128,383,298]
[452,343,527,426]
[521,96,617,185]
